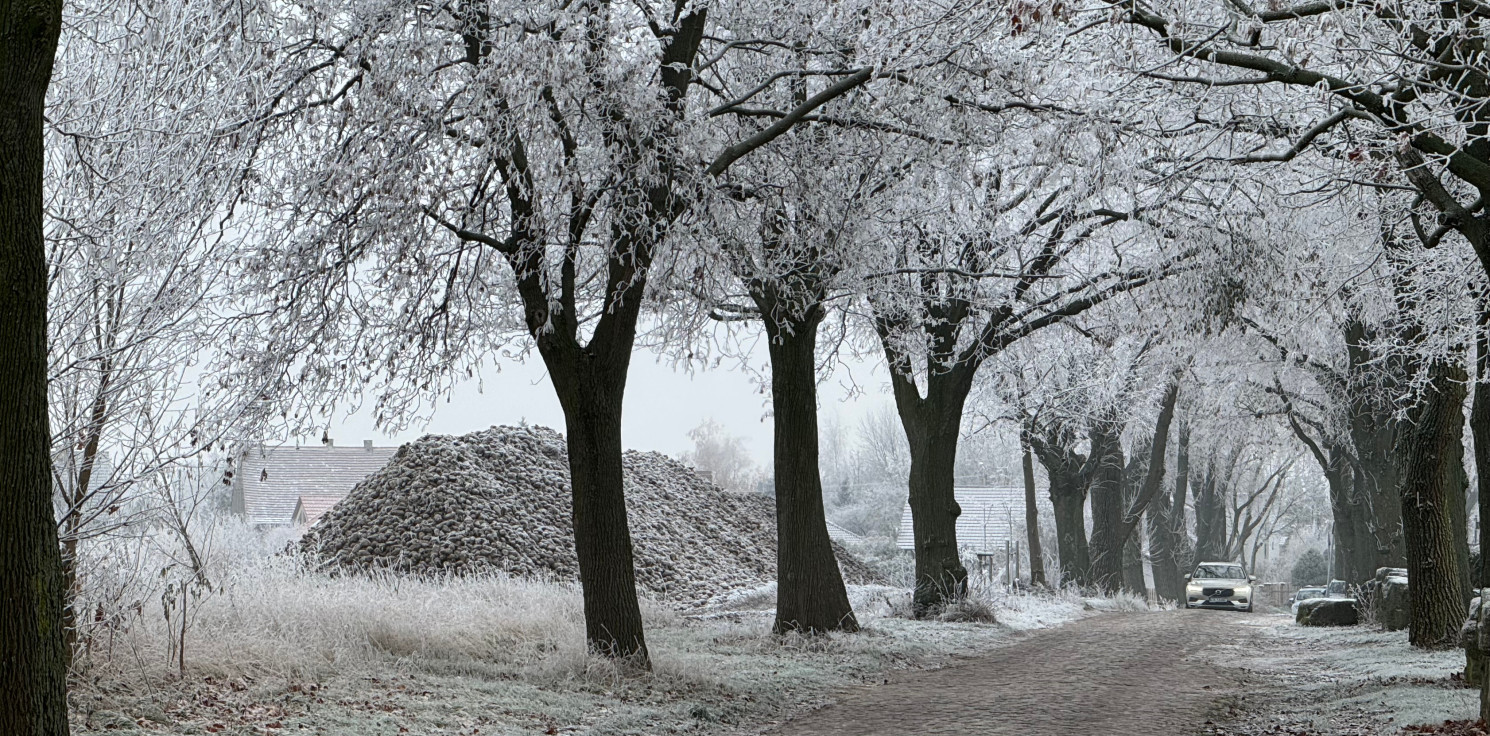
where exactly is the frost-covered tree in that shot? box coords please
[1093,0,1490,646]
[860,112,1198,606]
[1104,0,1490,274]
[680,419,760,494]
[222,0,986,663]
[44,0,275,657]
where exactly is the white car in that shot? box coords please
[1183,562,1256,612]
[1289,586,1327,615]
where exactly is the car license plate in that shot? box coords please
[1207,596,1228,603]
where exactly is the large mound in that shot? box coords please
[299,425,879,607]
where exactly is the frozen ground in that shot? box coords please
[72,547,1469,736]
[1203,613,1478,735]
[66,564,1096,735]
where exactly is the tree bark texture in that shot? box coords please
[1285,406,1377,585]
[1120,461,1146,596]
[1149,491,1185,602]
[1122,513,1146,596]
[1448,448,1473,608]
[1399,358,1469,648]
[1330,464,1380,585]
[1086,421,1127,592]
[1193,462,1228,563]
[1022,441,1046,587]
[552,366,650,663]
[895,374,972,613]
[1474,322,1490,589]
[1029,429,1090,587]
[1118,380,1179,598]
[760,306,858,634]
[0,0,70,731]
[1345,319,1409,572]
[1172,422,1193,573]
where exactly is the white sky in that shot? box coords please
[332,339,897,467]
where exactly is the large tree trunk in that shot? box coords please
[1086,421,1126,592]
[1286,406,1378,585]
[1122,514,1146,596]
[1149,491,1185,602]
[1474,321,1490,589]
[878,354,974,614]
[1345,318,1408,571]
[1193,462,1228,563]
[1119,380,1179,599]
[1022,441,1046,587]
[552,366,650,665]
[1399,358,1469,648]
[1330,464,1379,585]
[761,309,858,634]
[1119,458,1145,595]
[1172,422,1193,573]
[1450,449,1473,608]
[1049,481,1089,587]
[899,390,970,613]
[1030,430,1090,587]
[0,0,70,731]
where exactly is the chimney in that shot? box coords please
[364,440,374,451]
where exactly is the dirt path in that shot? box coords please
[769,610,1252,736]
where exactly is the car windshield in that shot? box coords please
[1195,564,1245,580]
[1299,588,1325,599]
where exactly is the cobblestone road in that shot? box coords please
[771,610,1251,736]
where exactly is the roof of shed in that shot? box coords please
[238,445,398,526]
[825,519,866,545]
[896,486,1028,552]
[293,494,346,526]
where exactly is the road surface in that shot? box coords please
[771,610,1250,736]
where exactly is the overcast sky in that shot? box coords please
[332,337,898,466]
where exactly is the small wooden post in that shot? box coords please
[1015,540,1022,585]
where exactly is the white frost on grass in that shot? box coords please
[1227,615,1477,733]
[71,548,1110,735]
[696,581,1091,632]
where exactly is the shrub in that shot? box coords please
[1291,549,1328,588]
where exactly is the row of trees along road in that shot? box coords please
[12,0,1490,731]
[1101,0,1490,649]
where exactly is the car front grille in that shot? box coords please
[1203,587,1234,597]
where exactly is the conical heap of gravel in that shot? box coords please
[299,425,879,607]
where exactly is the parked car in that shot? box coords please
[1184,561,1256,612]
[1289,586,1327,615]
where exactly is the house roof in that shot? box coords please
[236,444,398,526]
[293,495,346,526]
[896,486,1028,553]
[825,519,866,545]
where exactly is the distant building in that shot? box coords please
[231,440,398,526]
[896,486,1026,553]
[825,519,866,546]
[291,495,345,526]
